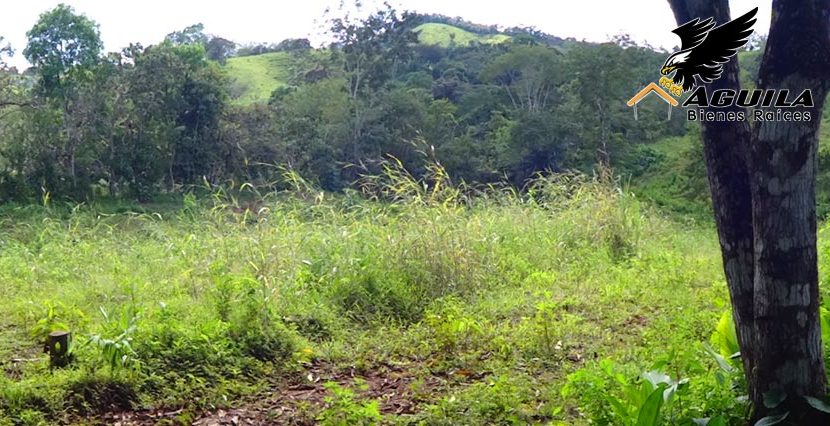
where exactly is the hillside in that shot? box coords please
[414,23,512,47]
[224,52,293,104]
[223,22,515,104]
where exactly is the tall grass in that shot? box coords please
[0,160,731,424]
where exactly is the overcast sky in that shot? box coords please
[1,1,770,69]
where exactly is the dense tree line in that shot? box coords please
[0,4,687,201]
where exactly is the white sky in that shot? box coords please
[1,1,770,70]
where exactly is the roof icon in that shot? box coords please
[627,82,678,120]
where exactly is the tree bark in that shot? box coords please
[666,0,757,387]
[748,1,830,421]
[667,0,830,422]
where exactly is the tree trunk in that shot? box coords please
[747,1,830,421]
[750,80,828,422]
[667,1,830,423]
[596,99,610,167]
[667,0,757,386]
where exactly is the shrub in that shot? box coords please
[317,381,382,426]
[224,274,298,361]
[423,297,486,353]
[65,375,137,415]
[329,271,421,324]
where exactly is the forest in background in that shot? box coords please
[0,4,714,207]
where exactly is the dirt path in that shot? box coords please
[96,359,455,425]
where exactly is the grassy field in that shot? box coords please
[414,23,512,48]
[3,167,827,425]
[224,52,294,104]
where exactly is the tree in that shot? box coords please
[327,3,419,165]
[206,37,236,64]
[275,38,312,52]
[0,36,21,108]
[22,4,104,195]
[563,43,637,168]
[125,42,227,190]
[481,45,562,112]
[0,37,10,65]
[167,24,237,64]
[165,23,209,46]
[271,78,351,190]
[666,1,830,423]
[23,4,102,98]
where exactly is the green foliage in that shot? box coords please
[629,133,712,219]
[24,3,102,97]
[0,169,772,423]
[423,298,487,353]
[0,8,813,423]
[317,381,382,426]
[417,375,533,425]
[517,292,582,361]
[329,270,420,323]
[710,311,741,365]
[3,3,700,203]
[28,301,85,348]
[562,360,691,426]
[481,45,562,112]
[563,311,758,426]
[165,23,209,46]
[87,307,139,374]
[1,30,229,201]
[65,375,137,415]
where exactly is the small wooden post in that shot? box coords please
[48,331,71,368]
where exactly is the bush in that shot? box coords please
[224,275,299,361]
[317,381,382,426]
[329,271,420,324]
[423,297,487,353]
[65,375,137,415]
[236,322,297,362]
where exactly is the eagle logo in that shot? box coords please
[661,8,757,92]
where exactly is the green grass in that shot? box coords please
[629,132,712,219]
[224,52,294,104]
[415,23,512,47]
[1,165,823,424]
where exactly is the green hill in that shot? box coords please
[415,23,512,47]
[225,52,293,104]
[223,23,513,104]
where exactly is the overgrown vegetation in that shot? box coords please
[6,2,830,425]
[1,160,824,424]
